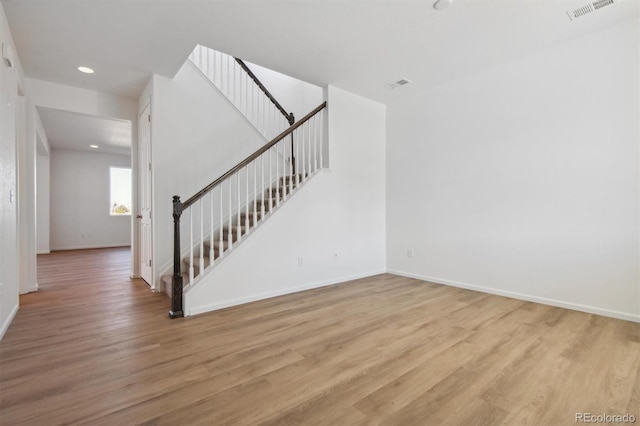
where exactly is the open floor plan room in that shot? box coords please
[0,248,638,425]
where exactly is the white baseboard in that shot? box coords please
[37,250,50,255]
[387,269,640,324]
[20,283,38,294]
[187,269,386,317]
[0,303,19,341]
[50,244,131,251]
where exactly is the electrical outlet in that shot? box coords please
[298,257,304,267]
[407,248,414,258]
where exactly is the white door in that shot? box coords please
[138,103,153,286]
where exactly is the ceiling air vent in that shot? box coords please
[386,78,412,90]
[566,0,621,20]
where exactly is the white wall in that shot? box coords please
[387,19,640,322]
[50,148,131,250]
[185,85,386,316]
[0,2,25,340]
[36,152,50,254]
[35,115,50,255]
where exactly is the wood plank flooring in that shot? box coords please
[0,247,638,425]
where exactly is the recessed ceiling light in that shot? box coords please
[433,0,453,10]
[77,66,94,74]
[89,144,99,149]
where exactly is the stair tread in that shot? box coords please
[161,272,189,286]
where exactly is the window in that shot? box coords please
[110,167,132,216]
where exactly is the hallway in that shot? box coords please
[0,247,170,423]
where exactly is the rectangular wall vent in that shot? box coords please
[567,0,620,20]
[386,78,412,90]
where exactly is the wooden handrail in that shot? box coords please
[235,58,295,125]
[181,101,326,209]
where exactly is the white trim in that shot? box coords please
[387,269,640,324]
[0,303,19,341]
[49,244,131,251]
[20,283,38,294]
[186,269,386,317]
[37,250,50,255]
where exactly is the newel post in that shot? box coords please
[169,195,184,318]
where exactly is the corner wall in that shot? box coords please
[185,85,386,316]
[386,18,640,322]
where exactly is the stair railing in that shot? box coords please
[169,102,327,318]
[189,45,295,141]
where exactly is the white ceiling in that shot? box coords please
[2,0,638,104]
[37,107,131,156]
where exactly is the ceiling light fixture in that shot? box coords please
[89,144,99,149]
[77,66,94,74]
[433,0,452,10]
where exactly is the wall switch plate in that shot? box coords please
[407,248,414,258]
[298,257,304,267]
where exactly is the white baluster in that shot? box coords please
[312,116,317,173]
[226,54,231,98]
[232,60,236,106]
[253,159,258,225]
[289,133,294,195]
[245,166,250,231]
[205,47,210,80]
[319,110,324,169]
[228,178,233,249]
[240,70,245,116]
[296,128,300,187]
[199,199,204,276]
[268,148,272,214]
[275,144,280,207]
[215,50,221,88]
[209,190,214,266]
[282,141,287,200]
[262,94,267,136]
[237,172,241,242]
[189,207,194,284]
[302,124,306,183]
[261,154,266,218]
[219,185,224,258]
[194,46,200,68]
[307,121,312,178]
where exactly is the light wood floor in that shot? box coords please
[0,248,638,425]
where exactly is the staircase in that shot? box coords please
[165,45,327,318]
[189,45,294,141]
[161,172,307,290]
